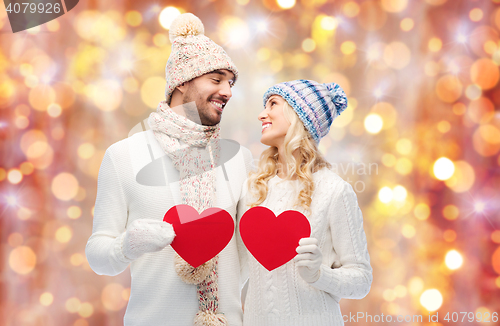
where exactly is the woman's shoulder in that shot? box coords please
[313,167,346,188]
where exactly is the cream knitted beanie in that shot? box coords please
[165,13,239,104]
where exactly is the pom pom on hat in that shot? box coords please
[169,13,205,43]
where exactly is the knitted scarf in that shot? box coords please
[148,100,227,326]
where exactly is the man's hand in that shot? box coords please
[294,237,323,283]
[122,219,175,260]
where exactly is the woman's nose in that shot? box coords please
[258,110,268,121]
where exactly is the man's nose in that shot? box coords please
[218,82,232,99]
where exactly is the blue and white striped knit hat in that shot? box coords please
[263,79,348,143]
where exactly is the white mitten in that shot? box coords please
[294,237,323,283]
[122,219,175,260]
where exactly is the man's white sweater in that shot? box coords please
[240,169,372,326]
[85,130,252,326]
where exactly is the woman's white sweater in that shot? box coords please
[240,168,372,326]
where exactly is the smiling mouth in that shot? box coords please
[262,123,271,132]
[210,100,225,112]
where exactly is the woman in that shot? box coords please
[239,79,372,326]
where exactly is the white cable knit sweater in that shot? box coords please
[85,130,253,326]
[239,168,372,326]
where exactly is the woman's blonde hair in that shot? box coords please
[247,100,331,215]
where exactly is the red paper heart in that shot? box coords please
[239,206,311,271]
[164,205,234,268]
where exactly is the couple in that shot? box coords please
[85,13,372,326]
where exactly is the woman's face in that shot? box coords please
[258,95,291,148]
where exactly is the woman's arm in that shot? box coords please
[85,148,132,276]
[309,180,372,299]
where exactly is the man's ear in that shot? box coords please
[176,82,188,94]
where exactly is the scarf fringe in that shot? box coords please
[194,310,227,326]
[174,253,214,284]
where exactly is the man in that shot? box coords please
[85,13,252,326]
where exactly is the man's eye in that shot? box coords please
[213,79,220,83]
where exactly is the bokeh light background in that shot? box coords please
[1,0,500,325]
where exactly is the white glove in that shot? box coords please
[294,237,323,283]
[122,219,175,260]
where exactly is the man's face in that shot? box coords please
[182,69,235,126]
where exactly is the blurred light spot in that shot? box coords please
[46,20,60,32]
[469,8,483,22]
[370,102,397,129]
[55,226,73,243]
[437,120,451,133]
[491,230,500,243]
[67,206,82,219]
[400,18,414,31]
[40,292,54,306]
[473,125,500,156]
[402,224,416,238]
[433,157,455,180]
[384,42,411,69]
[141,76,167,109]
[78,302,94,318]
[218,16,250,49]
[66,297,81,313]
[445,249,463,270]
[74,319,89,326]
[452,102,466,115]
[9,246,36,275]
[257,48,271,61]
[125,11,142,27]
[381,0,408,12]
[74,187,87,202]
[471,58,499,90]
[122,288,131,300]
[102,283,127,311]
[383,289,396,301]
[343,1,360,17]
[468,97,494,124]
[394,285,407,297]
[456,33,467,43]
[332,106,353,127]
[393,185,407,201]
[123,77,139,94]
[378,187,393,203]
[5,195,17,206]
[14,116,29,129]
[420,289,443,311]
[7,169,23,184]
[24,75,38,88]
[91,80,123,111]
[445,160,476,193]
[20,162,34,175]
[277,0,296,9]
[396,138,412,155]
[382,153,396,167]
[414,203,430,220]
[442,205,459,220]
[408,277,424,295]
[256,21,268,32]
[364,113,383,134]
[395,157,413,175]
[159,7,181,30]
[71,253,85,266]
[358,1,387,31]
[78,143,95,159]
[302,38,316,53]
[8,233,23,247]
[47,103,62,118]
[340,41,356,55]
[153,33,168,47]
[320,16,338,31]
[52,173,79,201]
[0,168,5,181]
[428,37,442,52]
[443,229,457,242]
[474,201,485,213]
[17,207,32,220]
[29,84,56,111]
[236,0,250,5]
[436,75,462,103]
[493,247,500,274]
[425,61,440,76]
[484,40,497,55]
[465,84,482,101]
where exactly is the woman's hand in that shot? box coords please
[294,237,323,283]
